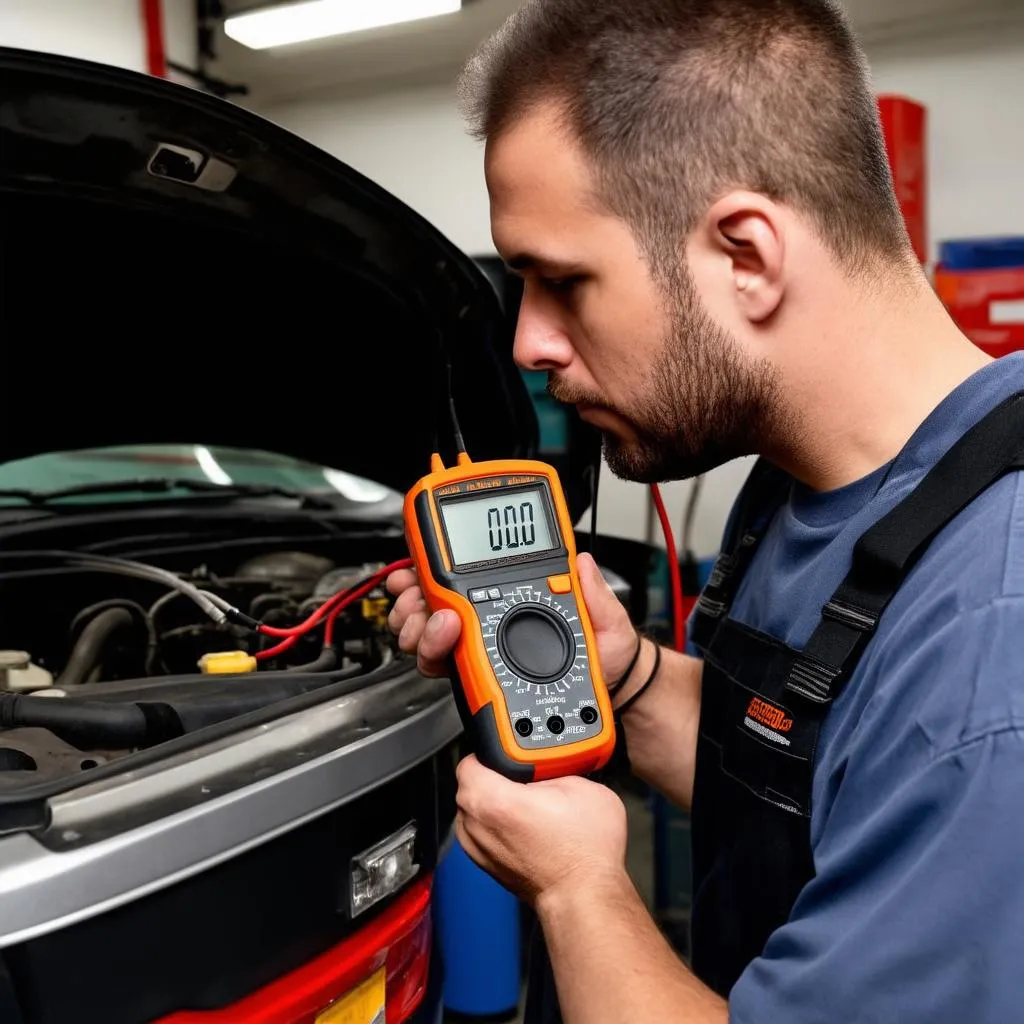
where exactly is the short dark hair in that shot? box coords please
[458,0,913,279]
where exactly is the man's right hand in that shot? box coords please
[384,566,463,679]
[385,552,642,687]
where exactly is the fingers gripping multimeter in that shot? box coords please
[405,453,616,782]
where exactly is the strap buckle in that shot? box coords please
[822,598,879,633]
[695,595,727,620]
[706,554,733,590]
[785,657,840,704]
[706,533,759,590]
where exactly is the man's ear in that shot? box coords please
[702,191,785,324]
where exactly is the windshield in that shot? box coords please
[0,445,401,508]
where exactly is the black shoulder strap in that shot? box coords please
[786,390,1024,704]
[690,458,791,644]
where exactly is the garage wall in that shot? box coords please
[0,0,196,78]
[869,28,1024,250]
[256,19,1024,554]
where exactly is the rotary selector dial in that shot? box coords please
[478,584,588,697]
[497,604,575,683]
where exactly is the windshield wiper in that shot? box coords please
[0,478,337,510]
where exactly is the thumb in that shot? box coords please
[576,552,638,683]
[576,552,631,635]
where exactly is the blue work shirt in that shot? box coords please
[723,352,1024,1023]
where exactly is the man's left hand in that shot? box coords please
[454,754,629,907]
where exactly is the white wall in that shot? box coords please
[0,0,195,78]
[257,19,1024,555]
[869,27,1024,261]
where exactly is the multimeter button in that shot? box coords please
[488,587,502,600]
[515,718,534,737]
[547,574,572,595]
[579,706,599,725]
[546,715,566,735]
[470,588,489,603]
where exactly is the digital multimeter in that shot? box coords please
[404,453,616,782]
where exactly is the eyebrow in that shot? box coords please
[504,252,583,276]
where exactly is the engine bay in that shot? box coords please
[0,538,410,785]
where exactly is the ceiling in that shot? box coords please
[213,0,519,107]
[211,0,1024,109]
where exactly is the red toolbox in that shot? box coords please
[878,95,928,264]
[934,238,1024,358]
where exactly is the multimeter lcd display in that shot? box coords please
[440,487,557,566]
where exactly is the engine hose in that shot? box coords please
[0,646,341,749]
[288,646,338,674]
[0,693,180,749]
[57,607,136,688]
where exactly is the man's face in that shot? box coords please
[485,103,779,482]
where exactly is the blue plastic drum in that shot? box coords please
[433,838,521,1019]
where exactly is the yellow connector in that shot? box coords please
[362,596,390,629]
[198,650,258,675]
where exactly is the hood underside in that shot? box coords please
[0,47,539,494]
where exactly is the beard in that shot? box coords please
[549,269,785,484]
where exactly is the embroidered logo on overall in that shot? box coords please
[744,697,793,746]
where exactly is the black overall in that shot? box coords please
[525,390,1024,1019]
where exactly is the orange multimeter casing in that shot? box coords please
[404,454,616,782]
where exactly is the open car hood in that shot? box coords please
[0,47,540,496]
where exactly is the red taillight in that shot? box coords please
[159,875,433,1024]
[384,890,432,1024]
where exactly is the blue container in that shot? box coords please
[433,839,521,1018]
[646,552,716,634]
[938,236,1024,272]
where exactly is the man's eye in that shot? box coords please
[543,275,582,294]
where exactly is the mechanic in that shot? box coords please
[387,1,1024,1021]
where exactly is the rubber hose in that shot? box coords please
[57,607,135,688]
[288,647,338,674]
[0,693,150,748]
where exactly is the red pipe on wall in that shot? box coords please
[141,0,167,77]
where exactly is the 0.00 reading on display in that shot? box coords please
[488,503,536,552]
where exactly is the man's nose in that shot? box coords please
[512,293,574,372]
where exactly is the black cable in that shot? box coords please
[590,453,601,558]
[447,353,467,455]
[290,646,339,673]
[156,623,223,643]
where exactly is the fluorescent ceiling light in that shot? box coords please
[225,0,462,50]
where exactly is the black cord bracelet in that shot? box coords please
[615,640,663,716]
[607,631,644,697]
